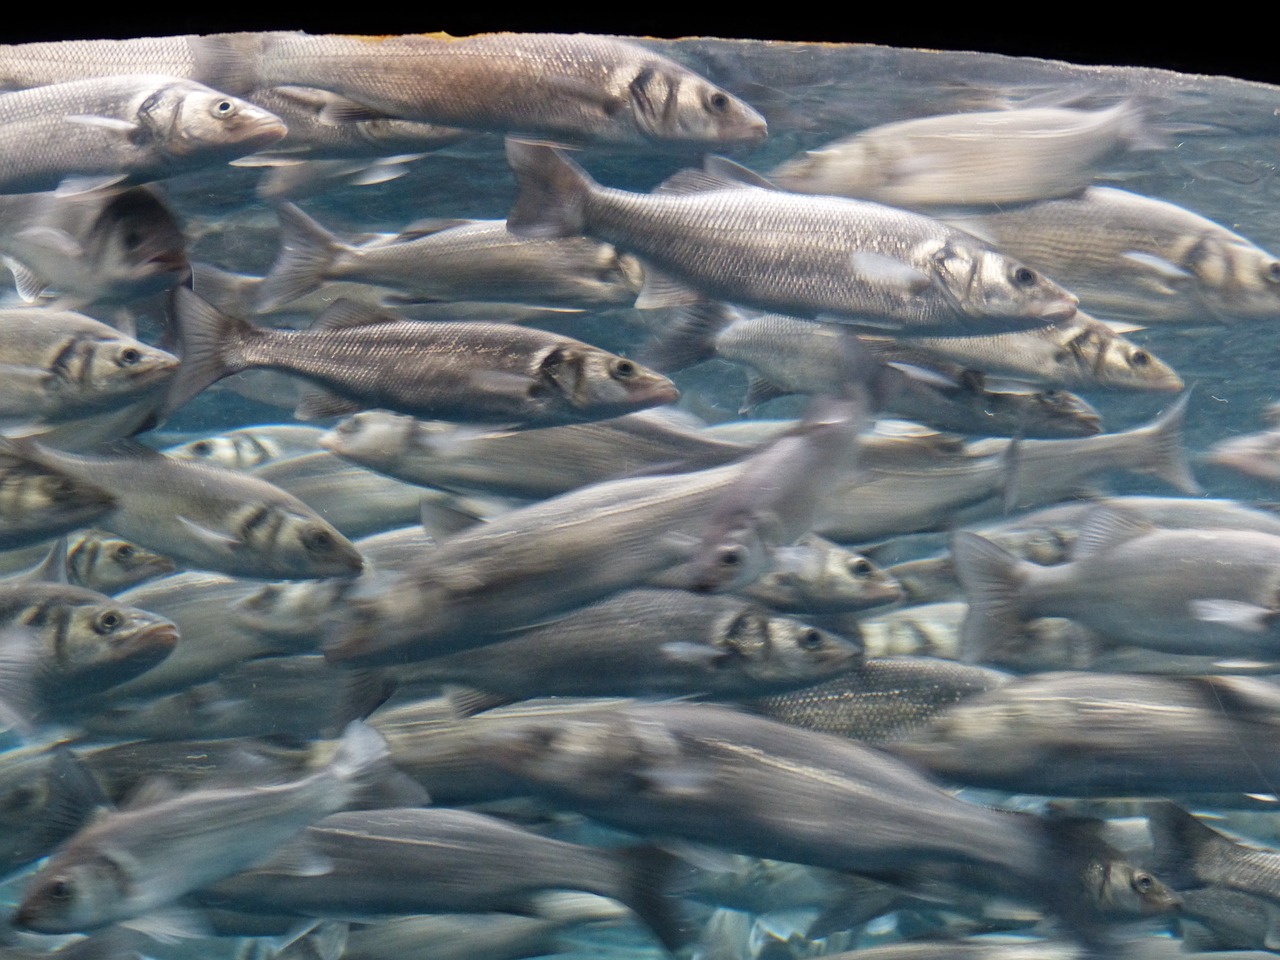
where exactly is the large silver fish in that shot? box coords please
[506,141,1078,334]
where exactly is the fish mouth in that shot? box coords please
[136,623,181,656]
[641,380,681,406]
[237,115,290,150]
[1037,296,1080,323]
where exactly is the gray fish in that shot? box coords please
[730,534,903,614]
[0,438,363,580]
[0,185,188,309]
[1208,428,1280,485]
[393,588,861,701]
[63,531,176,594]
[255,205,642,313]
[506,141,1078,333]
[0,74,286,195]
[166,289,678,427]
[1148,801,1280,906]
[163,424,326,470]
[770,102,1153,207]
[0,454,115,552]
[244,32,767,146]
[13,721,407,933]
[946,187,1280,322]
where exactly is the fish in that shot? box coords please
[729,534,904,614]
[0,452,115,551]
[0,185,189,310]
[506,141,1079,334]
[944,187,1280,322]
[393,588,862,701]
[0,308,177,433]
[770,101,1154,207]
[255,204,642,312]
[1207,427,1280,484]
[0,438,363,580]
[0,74,286,195]
[1148,801,1280,906]
[12,720,413,933]
[244,32,767,146]
[166,290,678,428]
[163,423,327,469]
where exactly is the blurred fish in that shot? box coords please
[1208,427,1280,484]
[0,185,189,309]
[770,101,1153,207]
[946,187,1280,322]
[166,290,678,427]
[255,205,642,312]
[13,721,411,934]
[506,141,1078,334]
[245,32,767,146]
[730,534,903,614]
[0,75,286,195]
[0,452,115,551]
[1148,801,1280,906]
[0,438,363,580]
[63,531,176,594]
[163,423,326,469]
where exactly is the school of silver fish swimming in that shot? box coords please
[1,27,1280,960]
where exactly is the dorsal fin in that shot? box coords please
[1073,506,1156,559]
[309,299,404,333]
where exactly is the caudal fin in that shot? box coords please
[950,531,1035,667]
[505,139,594,238]
[1136,391,1201,494]
[162,288,255,420]
[255,203,346,312]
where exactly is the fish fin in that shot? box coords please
[32,748,113,848]
[394,217,476,241]
[1145,800,1226,888]
[18,538,70,585]
[12,226,84,259]
[255,203,347,312]
[3,257,48,302]
[504,139,594,238]
[848,251,933,293]
[332,669,397,730]
[1132,391,1200,494]
[53,173,132,197]
[659,641,726,665]
[740,375,790,414]
[639,762,719,799]
[1189,599,1274,632]
[163,287,255,419]
[447,686,518,717]
[1073,506,1155,559]
[949,531,1033,666]
[176,514,242,551]
[0,628,45,738]
[651,167,754,197]
[704,156,779,189]
[298,921,349,960]
[1097,318,1146,334]
[634,265,704,309]
[1120,250,1195,281]
[64,114,139,133]
[316,98,393,124]
[639,302,737,372]
[188,34,259,95]
[309,299,403,332]
[328,719,430,808]
[120,906,211,943]
[346,159,418,187]
[294,388,366,421]
[614,845,701,954]
[253,838,336,877]
[122,775,182,810]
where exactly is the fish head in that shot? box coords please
[53,601,178,693]
[536,345,679,419]
[14,851,127,933]
[758,541,903,611]
[1186,232,1280,317]
[685,520,772,595]
[770,138,882,196]
[320,411,418,464]
[933,243,1078,325]
[1093,860,1181,917]
[623,59,767,145]
[273,513,365,579]
[750,614,863,683]
[83,186,190,301]
[70,533,176,594]
[142,81,287,160]
[77,337,180,400]
[233,579,351,642]
[168,432,274,469]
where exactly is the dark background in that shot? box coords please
[5,14,1274,88]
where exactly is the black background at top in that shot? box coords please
[2,13,1272,88]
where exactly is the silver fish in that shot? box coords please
[506,141,1078,334]
[167,290,678,427]
[244,32,767,146]
[255,205,642,313]
[771,102,1152,207]
[163,423,327,470]
[730,534,903,614]
[0,74,286,195]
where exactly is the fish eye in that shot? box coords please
[1132,872,1155,894]
[1052,350,1069,365]
[2,784,39,813]
[799,628,824,650]
[303,529,335,553]
[1268,261,1280,284]
[118,347,142,366]
[211,99,237,118]
[1130,350,1150,367]
[93,610,124,634]
[40,476,77,497]
[611,359,637,380]
[1011,266,1038,288]
[718,545,743,567]
[112,544,135,560]
[707,92,730,113]
[847,557,874,578]
[190,440,212,456]
[47,877,74,902]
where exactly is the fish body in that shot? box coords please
[0,75,286,195]
[163,423,326,470]
[506,141,1078,334]
[770,102,1151,207]
[946,187,1280,322]
[168,290,677,427]
[249,32,767,146]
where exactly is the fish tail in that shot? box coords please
[1145,800,1225,888]
[326,719,429,809]
[255,203,346,312]
[504,139,594,238]
[950,531,1033,666]
[638,302,738,372]
[161,288,255,420]
[188,34,262,96]
[1138,391,1201,494]
[612,846,698,955]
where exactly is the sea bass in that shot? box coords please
[505,141,1078,334]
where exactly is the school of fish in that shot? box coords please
[1,26,1280,960]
